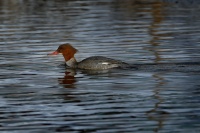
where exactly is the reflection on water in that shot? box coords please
[0,0,200,132]
[146,74,168,132]
[58,69,77,88]
[148,1,165,63]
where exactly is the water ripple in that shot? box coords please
[0,0,200,132]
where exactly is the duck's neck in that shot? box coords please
[66,57,78,68]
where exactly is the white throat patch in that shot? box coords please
[66,57,77,68]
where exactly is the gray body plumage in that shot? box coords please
[77,56,130,70]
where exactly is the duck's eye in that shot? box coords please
[57,47,63,52]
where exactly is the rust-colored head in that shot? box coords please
[48,43,78,61]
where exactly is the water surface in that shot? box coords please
[0,0,200,132]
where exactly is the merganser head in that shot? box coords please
[48,43,78,61]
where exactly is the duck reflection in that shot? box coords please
[58,68,114,88]
[58,68,77,88]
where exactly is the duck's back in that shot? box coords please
[77,56,129,70]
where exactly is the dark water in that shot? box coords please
[0,0,200,132]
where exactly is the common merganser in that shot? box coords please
[48,43,130,70]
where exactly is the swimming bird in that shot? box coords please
[48,43,130,70]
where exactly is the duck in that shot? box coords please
[48,43,130,70]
